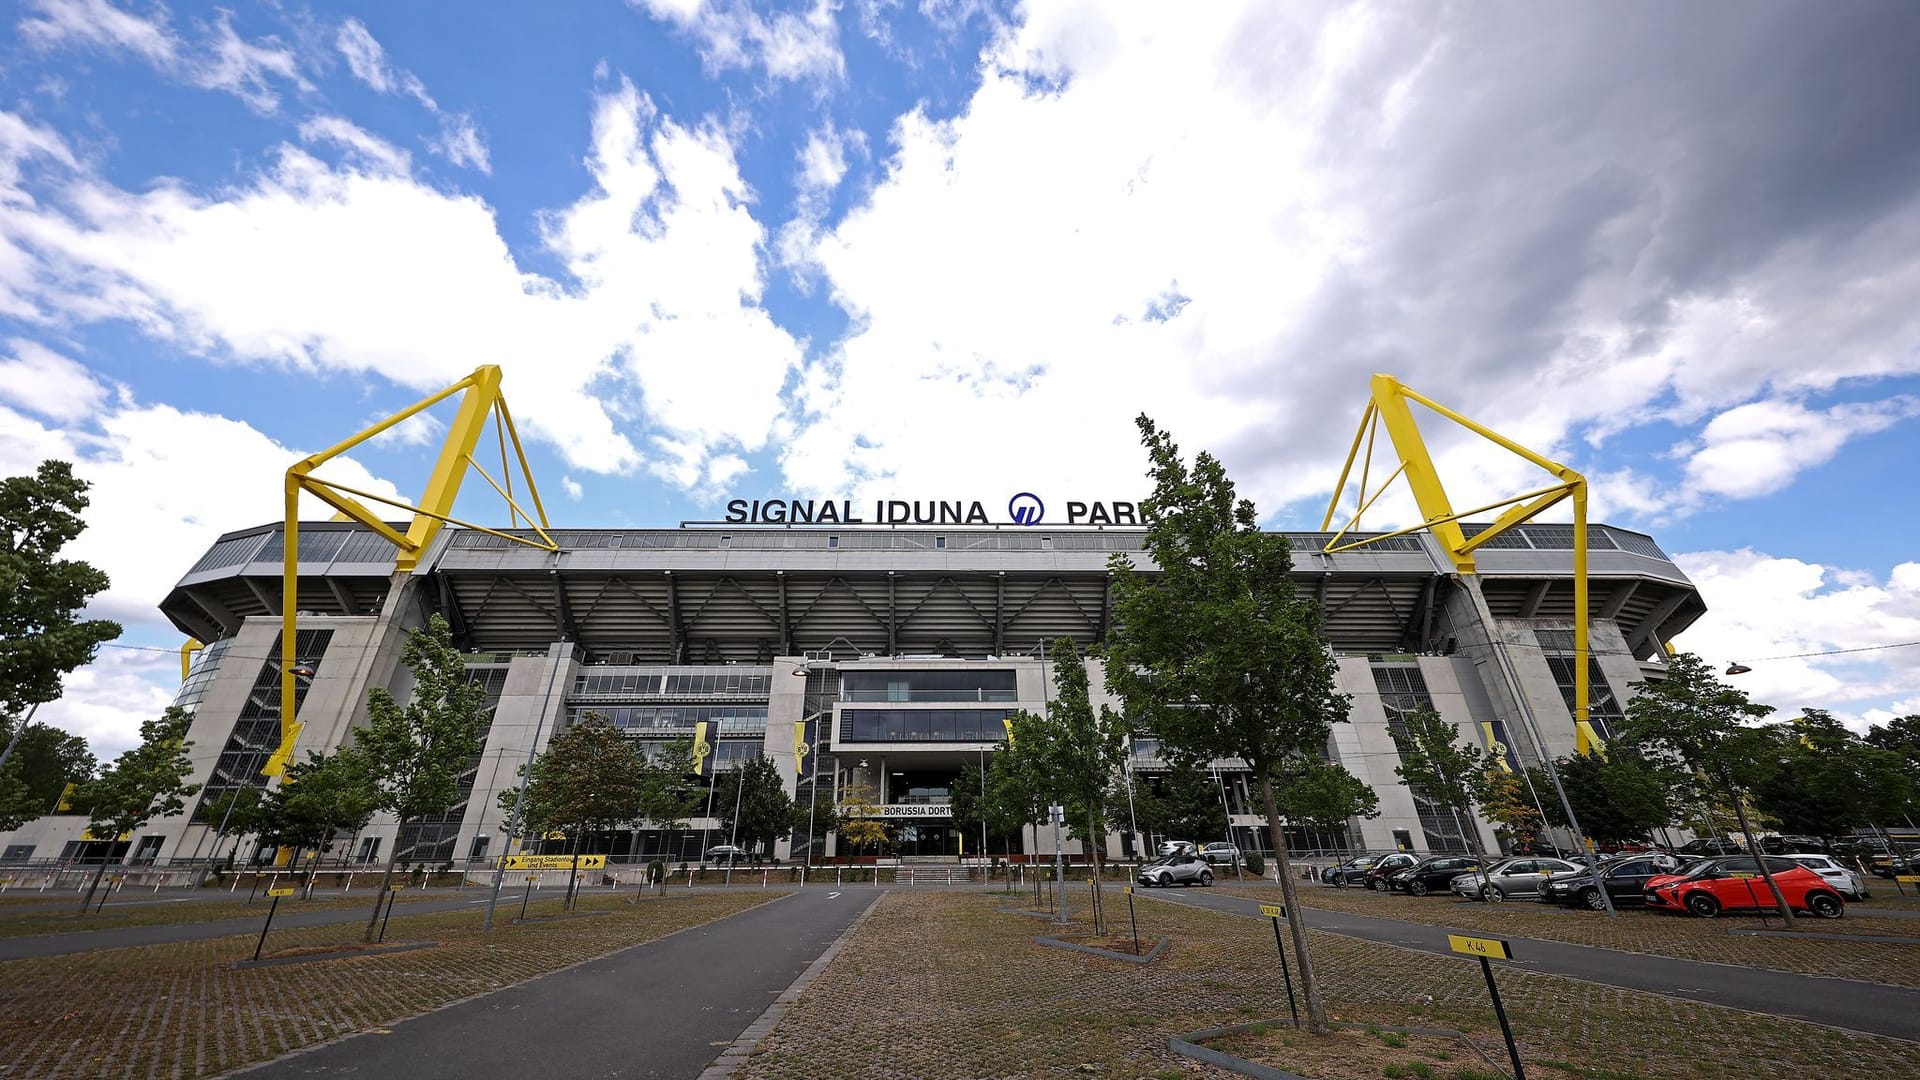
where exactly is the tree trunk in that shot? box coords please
[78,852,113,913]
[364,817,406,941]
[1727,789,1794,924]
[304,844,324,900]
[1085,806,1105,934]
[1451,799,1492,895]
[565,828,583,911]
[1257,773,1330,1033]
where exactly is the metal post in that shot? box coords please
[1128,889,1140,955]
[1271,912,1299,1027]
[978,743,991,887]
[252,893,282,962]
[1480,956,1526,1080]
[520,875,534,920]
[724,770,743,886]
[377,889,396,942]
[485,641,568,930]
[1051,804,1068,925]
[0,702,39,772]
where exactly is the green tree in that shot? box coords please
[716,754,796,861]
[638,737,700,835]
[1754,710,1916,844]
[1476,768,1540,851]
[951,756,1023,864]
[353,613,489,936]
[506,715,647,908]
[0,722,96,830]
[196,786,266,868]
[69,706,198,911]
[1532,747,1675,847]
[0,461,122,724]
[1102,416,1351,1031]
[1136,760,1230,850]
[1388,705,1492,870]
[1276,759,1380,851]
[257,749,379,895]
[1863,716,1920,820]
[1616,652,1793,922]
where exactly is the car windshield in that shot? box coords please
[1346,855,1380,868]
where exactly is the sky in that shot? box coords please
[1,1,1917,758]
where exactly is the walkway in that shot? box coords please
[1152,888,1920,1041]
[231,888,876,1079]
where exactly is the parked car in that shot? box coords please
[1781,853,1871,900]
[703,845,749,863]
[1386,856,1482,896]
[1158,840,1198,857]
[1200,842,1242,867]
[1360,852,1421,891]
[1322,853,1390,887]
[1643,856,1845,919]
[1451,857,1582,902]
[1868,849,1920,878]
[1538,854,1677,910]
[1759,835,1829,855]
[1137,853,1214,887]
[1676,837,1743,857]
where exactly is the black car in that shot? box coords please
[1537,853,1679,910]
[1360,852,1420,891]
[1386,855,1481,896]
[1677,837,1742,857]
[1322,853,1390,887]
[1759,835,1828,855]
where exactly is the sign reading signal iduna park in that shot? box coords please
[713,493,1145,527]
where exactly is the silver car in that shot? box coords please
[1784,853,1871,900]
[1451,857,1582,902]
[1138,853,1214,887]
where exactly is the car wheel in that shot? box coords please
[1367,878,1385,892]
[1409,880,1429,897]
[1684,892,1721,918]
[1483,885,1505,904]
[1200,871,1214,886]
[1807,892,1844,919]
[1580,888,1606,912]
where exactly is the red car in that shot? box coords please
[1642,855,1845,919]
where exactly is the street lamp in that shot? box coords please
[1725,662,1752,676]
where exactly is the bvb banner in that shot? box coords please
[503,855,607,870]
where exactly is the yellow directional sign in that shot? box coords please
[1447,934,1513,960]
[1897,875,1920,884]
[388,883,407,891]
[1259,903,1286,918]
[503,854,607,871]
[266,886,296,898]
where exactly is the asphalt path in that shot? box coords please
[234,887,875,1079]
[1149,887,1920,1041]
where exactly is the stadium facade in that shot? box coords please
[1,517,1705,868]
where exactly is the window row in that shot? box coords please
[838,708,1013,743]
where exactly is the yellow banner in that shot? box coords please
[266,887,296,898]
[1447,934,1512,960]
[504,854,607,870]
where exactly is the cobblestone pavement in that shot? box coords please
[730,890,1920,1080]
[1220,882,1920,987]
[0,890,781,1079]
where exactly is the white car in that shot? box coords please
[1157,840,1197,857]
[1783,853,1870,900]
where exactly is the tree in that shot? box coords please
[1616,652,1794,922]
[0,722,96,830]
[198,786,267,868]
[1136,760,1230,850]
[1532,748,1675,847]
[836,784,890,856]
[69,706,198,911]
[507,715,647,908]
[257,749,379,896]
[717,755,796,861]
[1754,711,1916,844]
[1863,715,1920,821]
[951,757,1023,864]
[1102,415,1351,1032]
[637,737,700,837]
[0,461,122,725]
[1475,768,1540,852]
[1002,639,1129,926]
[1276,759,1380,851]
[1388,705,1492,870]
[353,613,489,937]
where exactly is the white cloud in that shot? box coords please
[1679,396,1920,501]
[633,0,845,82]
[364,409,446,449]
[561,475,584,500]
[17,0,177,66]
[31,645,177,759]
[335,17,436,108]
[0,338,106,421]
[298,115,411,177]
[0,81,799,487]
[429,113,491,173]
[797,124,850,194]
[19,2,310,114]
[1672,549,1920,734]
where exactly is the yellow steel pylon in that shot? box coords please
[271,365,558,776]
[1322,373,1602,754]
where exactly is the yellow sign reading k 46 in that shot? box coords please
[1447,934,1513,960]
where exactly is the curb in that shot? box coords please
[1731,927,1920,944]
[1035,933,1168,964]
[698,891,884,1078]
[1171,1019,1505,1080]
[229,941,435,969]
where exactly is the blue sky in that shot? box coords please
[1,1,1917,754]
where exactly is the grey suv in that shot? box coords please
[1138,853,1214,887]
